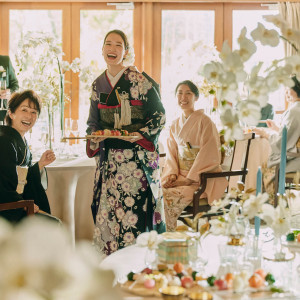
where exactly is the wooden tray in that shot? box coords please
[62,135,139,140]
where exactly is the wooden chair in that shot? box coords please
[181,132,255,218]
[274,137,300,207]
[0,200,35,215]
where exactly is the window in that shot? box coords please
[161,9,215,125]
[232,8,285,112]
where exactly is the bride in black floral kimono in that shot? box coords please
[86,29,166,255]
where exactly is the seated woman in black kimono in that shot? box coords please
[0,90,57,222]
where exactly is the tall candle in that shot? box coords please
[255,167,262,237]
[278,125,287,195]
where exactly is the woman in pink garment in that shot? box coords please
[162,80,228,231]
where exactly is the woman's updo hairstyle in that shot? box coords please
[175,80,199,98]
[5,90,41,126]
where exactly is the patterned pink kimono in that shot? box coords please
[162,110,228,231]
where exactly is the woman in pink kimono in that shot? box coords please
[162,80,228,231]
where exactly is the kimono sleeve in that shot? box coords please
[268,108,300,166]
[86,81,102,157]
[187,117,221,183]
[136,76,166,151]
[161,126,179,181]
[87,81,101,135]
[23,162,51,214]
[0,136,23,202]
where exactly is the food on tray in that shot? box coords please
[123,265,278,297]
[205,269,276,291]
[92,129,129,136]
[123,262,205,296]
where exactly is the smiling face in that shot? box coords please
[176,84,198,111]
[286,88,299,103]
[102,33,128,67]
[9,99,38,137]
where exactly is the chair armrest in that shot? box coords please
[287,152,300,158]
[200,170,248,180]
[0,200,34,215]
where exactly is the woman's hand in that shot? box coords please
[34,204,40,214]
[265,119,279,132]
[172,178,195,187]
[163,174,177,188]
[252,127,269,139]
[38,150,56,170]
[125,132,143,143]
[91,136,107,143]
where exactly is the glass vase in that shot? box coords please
[264,235,294,262]
[145,248,157,269]
[189,233,208,274]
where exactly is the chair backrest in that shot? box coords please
[0,200,34,215]
[224,132,255,185]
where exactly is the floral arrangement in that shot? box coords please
[202,14,300,141]
[197,78,219,98]
[207,191,294,241]
[0,217,121,300]
[15,31,94,143]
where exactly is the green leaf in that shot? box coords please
[265,273,275,285]
[207,275,216,286]
[127,271,135,281]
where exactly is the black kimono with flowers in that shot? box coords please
[0,125,50,222]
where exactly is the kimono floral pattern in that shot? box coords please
[93,147,164,255]
[126,66,153,101]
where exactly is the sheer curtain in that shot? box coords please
[278,2,300,56]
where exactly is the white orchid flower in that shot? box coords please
[242,192,269,219]
[219,40,232,61]
[251,23,280,47]
[70,57,81,73]
[281,25,300,44]
[136,231,164,250]
[209,218,227,235]
[263,14,287,30]
[236,38,257,62]
[61,61,71,73]
[208,196,231,213]
[262,199,290,237]
[286,55,300,79]
[237,100,261,126]
[0,66,5,72]
[266,65,294,91]
[202,61,224,82]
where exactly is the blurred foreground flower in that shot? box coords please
[136,231,164,250]
[0,217,121,300]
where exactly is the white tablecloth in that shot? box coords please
[46,156,96,245]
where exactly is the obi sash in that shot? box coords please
[178,145,199,171]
